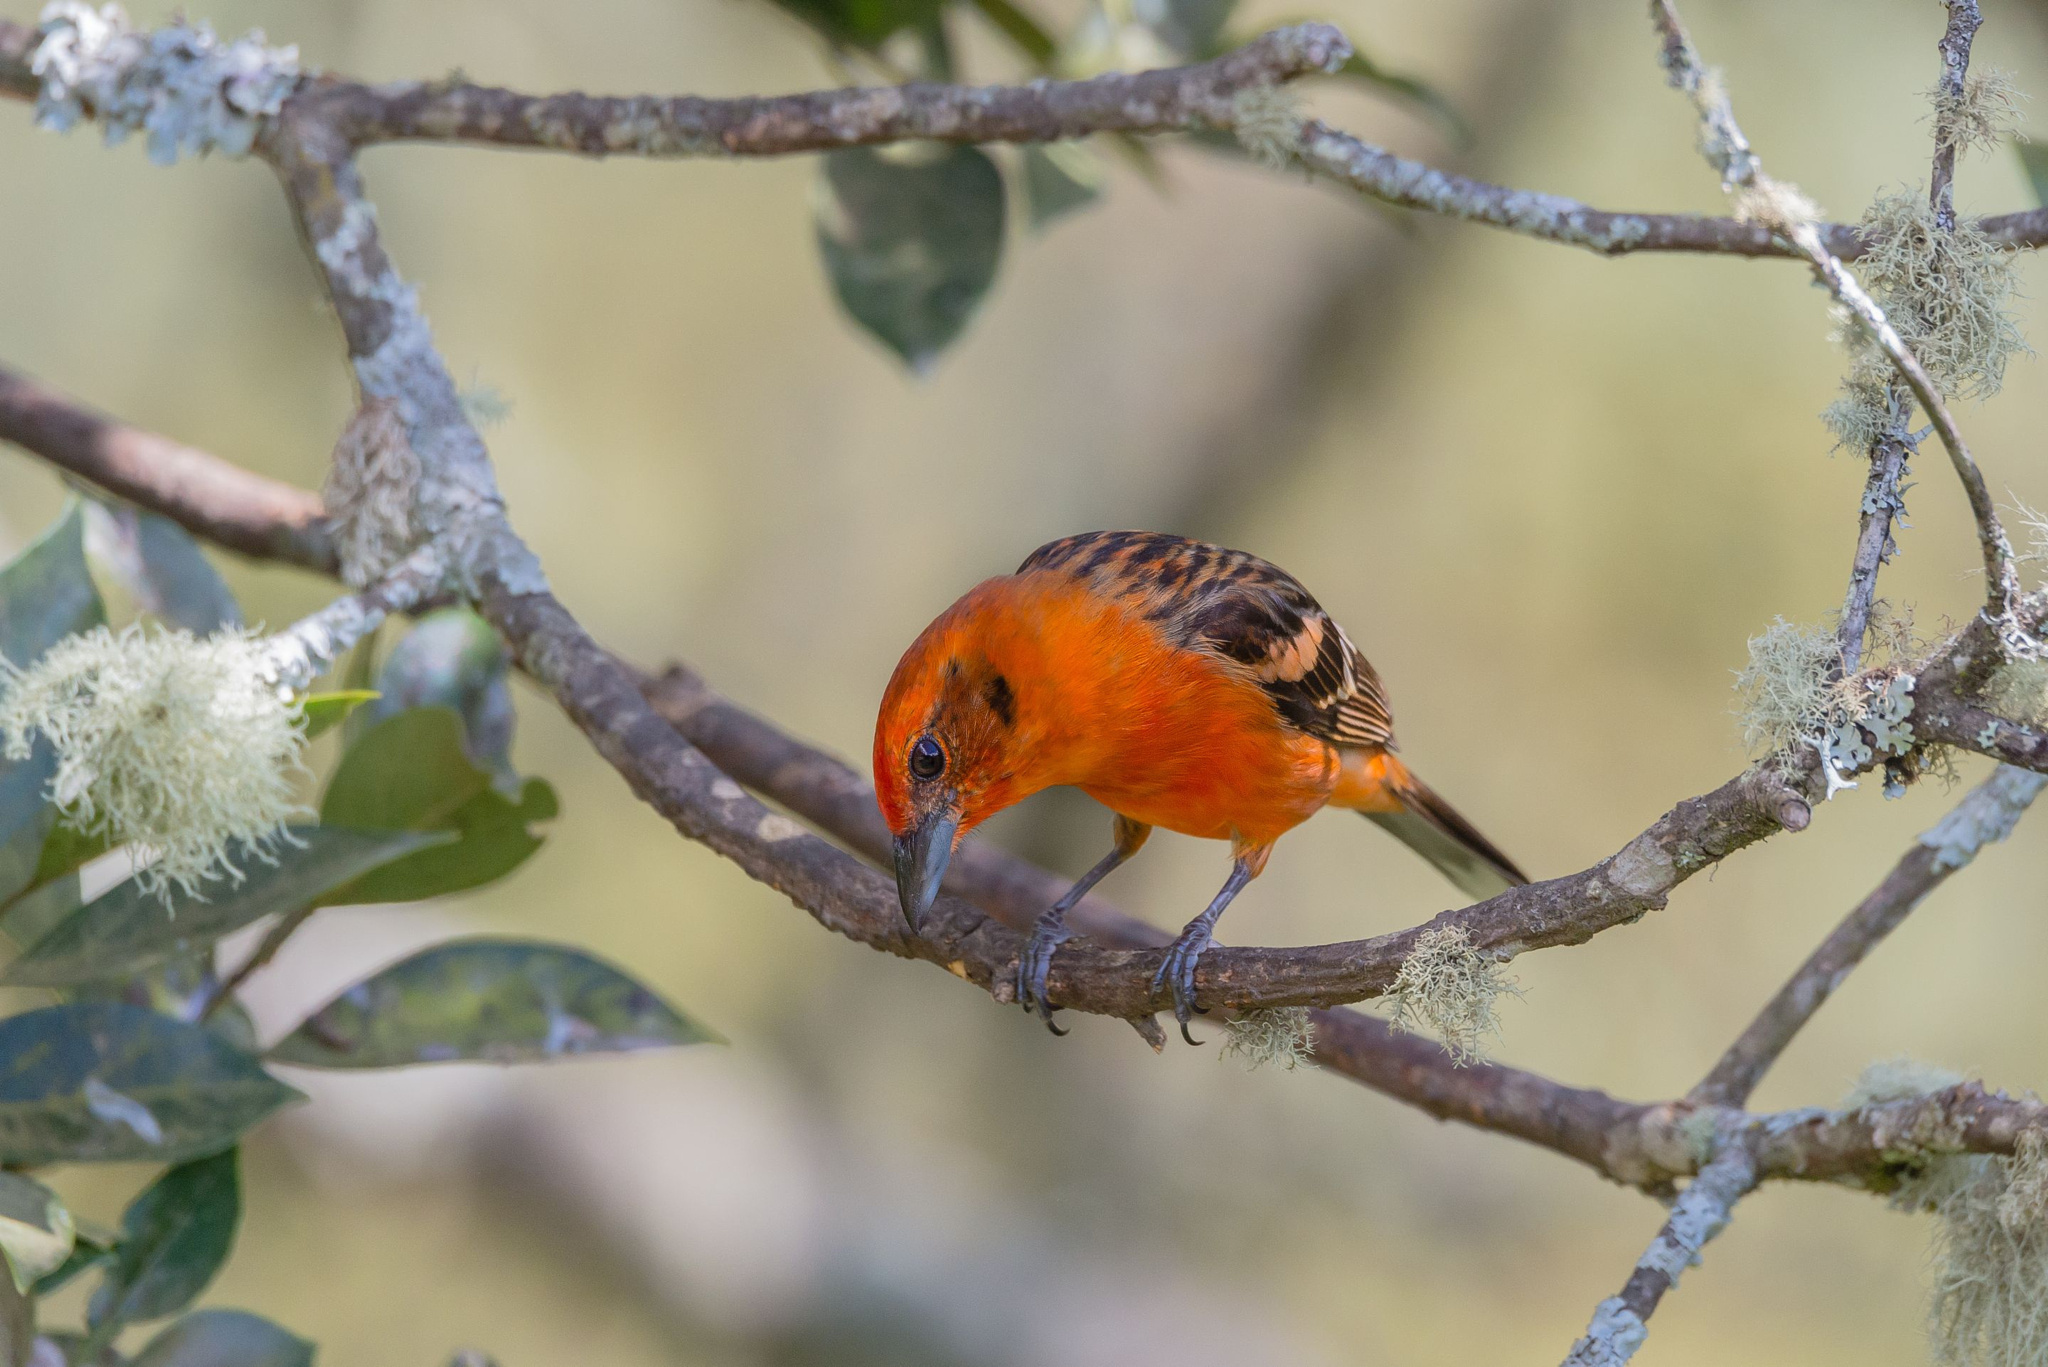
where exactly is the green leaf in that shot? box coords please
[3,828,449,988]
[0,741,56,910]
[266,937,720,1069]
[81,504,240,637]
[299,692,376,741]
[128,1311,311,1367]
[815,145,1006,371]
[318,710,555,906]
[349,610,514,782]
[88,1149,238,1333]
[966,0,1057,65]
[0,501,106,669]
[0,1001,300,1165]
[2,820,114,955]
[2019,142,2048,208]
[0,1171,74,1293]
[767,0,946,51]
[0,503,106,911]
[1335,48,1471,147]
[1020,144,1103,231]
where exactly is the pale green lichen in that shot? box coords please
[457,377,514,430]
[1385,925,1518,1065]
[323,399,422,589]
[1825,188,2029,451]
[1906,1128,2048,1367]
[1984,659,2048,726]
[1734,613,1927,783]
[0,624,308,903]
[1734,617,1842,756]
[1932,70,2026,162]
[1839,1060,2048,1365]
[1231,84,1304,170]
[1220,1006,1312,1071]
[1844,1056,1967,1111]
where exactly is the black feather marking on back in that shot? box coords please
[1015,530,1398,749]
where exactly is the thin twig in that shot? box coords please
[1837,419,1914,673]
[1561,1139,1759,1366]
[1649,0,2019,626]
[199,904,318,1022]
[1692,763,2047,1108]
[1930,0,1984,234]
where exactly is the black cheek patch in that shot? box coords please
[984,673,1016,727]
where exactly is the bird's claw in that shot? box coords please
[1016,911,1074,1034]
[1151,928,1214,1045]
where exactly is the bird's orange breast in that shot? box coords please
[1013,579,1341,848]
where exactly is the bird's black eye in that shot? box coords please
[908,736,946,781]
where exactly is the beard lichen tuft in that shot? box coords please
[1231,84,1304,170]
[1844,1055,1967,1110]
[1902,1127,2048,1367]
[1849,189,2027,403]
[1385,925,1518,1065]
[1931,70,2025,161]
[1734,617,1841,757]
[1221,1006,1313,1071]
[0,624,308,904]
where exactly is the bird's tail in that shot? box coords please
[1331,751,1528,901]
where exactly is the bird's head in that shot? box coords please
[873,582,1041,934]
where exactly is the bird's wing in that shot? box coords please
[1018,530,1397,750]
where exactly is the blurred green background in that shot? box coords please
[6,0,2048,1361]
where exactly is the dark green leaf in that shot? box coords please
[1020,144,1103,231]
[319,710,555,905]
[0,504,106,915]
[88,1149,238,1333]
[82,504,240,636]
[0,1171,73,1293]
[767,0,945,51]
[2019,142,2048,208]
[3,828,448,988]
[349,610,514,781]
[0,741,56,910]
[128,1312,310,1367]
[2,820,114,954]
[965,0,1056,66]
[1334,48,1470,147]
[266,937,719,1069]
[816,146,1006,371]
[1147,0,1235,60]
[0,1001,300,1165]
[299,692,377,741]
[0,501,106,669]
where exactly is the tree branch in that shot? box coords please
[0,365,334,573]
[1649,0,2021,627]
[1691,763,2046,1108]
[8,12,2048,265]
[1562,1139,1757,1366]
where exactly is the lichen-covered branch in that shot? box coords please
[1692,764,2046,1108]
[1562,1140,1758,1366]
[8,11,2048,266]
[1649,0,2021,626]
[256,543,444,691]
[1930,0,1984,235]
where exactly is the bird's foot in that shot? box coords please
[1016,909,1075,1035]
[1151,926,1214,1046]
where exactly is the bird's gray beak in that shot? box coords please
[893,807,959,935]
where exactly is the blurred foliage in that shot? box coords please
[0,506,717,1359]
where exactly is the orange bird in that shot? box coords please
[873,531,1527,1041]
